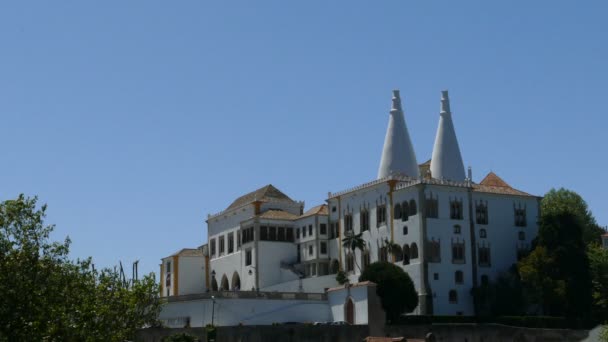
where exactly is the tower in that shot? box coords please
[430,90,466,181]
[377,90,420,179]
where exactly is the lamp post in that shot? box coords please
[211,295,216,326]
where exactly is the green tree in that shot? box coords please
[588,244,608,322]
[518,246,566,315]
[541,188,603,245]
[600,325,608,342]
[0,195,160,341]
[359,262,418,322]
[519,209,592,320]
[473,266,525,317]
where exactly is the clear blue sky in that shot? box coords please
[1,1,606,278]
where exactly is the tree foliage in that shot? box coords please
[359,262,418,322]
[541,188,603,245]
[588,244,608,322]
[518,207,592,319]
[0,195,160,341]
[473,266,525,317]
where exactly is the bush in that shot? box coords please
[359,262,418,322]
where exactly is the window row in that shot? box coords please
[259,226,295,242]
[432,270,464,285]
[426,239,492,266]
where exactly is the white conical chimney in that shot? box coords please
[378,90,420,179]
[430,90,466,181]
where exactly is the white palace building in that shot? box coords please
[158,90,540,327]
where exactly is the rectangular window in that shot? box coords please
[302,226,307,237]
[450,199,463,220]
[237,231,242,250]
[242,227,254,244]
[260,226,268,241]
[514,206,527,227]
[428,240,441,263]
[278,227,285,241]
[286,228,294,242]
[210,239,216,257]
[320,223,327,235]
[476,201,489,225]
[228,232,234,253]
[269,226,277,241]
[219,235,225,255]
[245,249,252,266]
[360,210,369,232]
[320,241,327,254]
[478,247,491,266]
[166,261,171,273]
[309,225,313,236]
[426,194,439,218]
[344,214,353,232]
[376,205,387,226]
[296,228,300,239]
[309,245,313,256]
[452,242,465,264]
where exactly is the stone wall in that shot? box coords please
[136,323,589,342]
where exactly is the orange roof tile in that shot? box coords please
[226,184,294,210]
[300,204,328,218]
[474,172,533,197]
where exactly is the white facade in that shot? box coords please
[160,89,541,322]
[160,248,207,297]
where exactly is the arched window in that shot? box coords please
[410,243,419,259]
[361,250,371,271]
[346,253,354,272]
[394,203,402,220]
[403,226,408,235]
[449,290,458,303]
[231,271,241,291]
[220,274,229,291]
[394,246,403,262]
[211,276,218,292]
[330,259,340,274]
[379,246,388,262]
[455,271,463,284]
[402,244,410,265]
[345,297,355,324]
[409,199,417,216]
[402,201,409,221]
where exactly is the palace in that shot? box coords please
[158,90,539,326]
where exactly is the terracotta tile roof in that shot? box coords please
[300,204,328,218]
[258,210,299,220]
[227,184,294,210]
[473,172,533,197]
[169,248,203,257]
